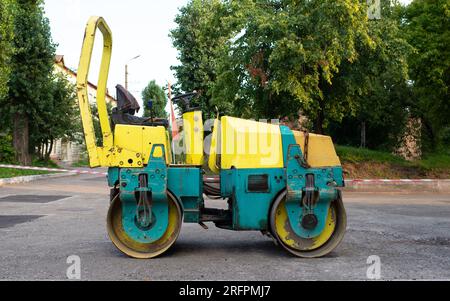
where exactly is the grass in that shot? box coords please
[336,145,450,170]
[417,152,450,170]
[0,158,62,179]
[71,158,90,168]
[0,167,52,179]
[336,145,450,178]
[335,145,410,165]
[32,158,60,168]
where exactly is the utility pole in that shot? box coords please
[125,55,141,91]
[168,81,177,163]
[125,64,129,90]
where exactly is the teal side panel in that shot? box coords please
[280,125,301,167]
[167,167,203,223]
[218,126,345,234]
[221,168,286,231]
[107,167,120,187]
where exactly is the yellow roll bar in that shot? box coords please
[77,17,170,169]
[76,17,114,168]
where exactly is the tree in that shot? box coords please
[31,73,78,161]
[211,0,374,133]
[142,80,168,118]
[404,0,450,151]
[0,0,15,103]
[170,0,236,117]
[327,0,413,150]
[82,102,112,147]
[0,0,56,165]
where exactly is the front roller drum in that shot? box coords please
[107,191,182,259]
[270,191,347,258]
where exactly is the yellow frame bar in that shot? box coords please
[76,16,113,167]
[183,111,204,166]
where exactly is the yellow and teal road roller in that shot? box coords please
[76,17,347,259]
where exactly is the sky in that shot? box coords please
[44,0,413,112]
[44,0,188,110]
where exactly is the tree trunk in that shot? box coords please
[44,141,48,160]
[360,121,366,148]
[13,112,31,165]
[314,109,325,135]
[423,119,436,151]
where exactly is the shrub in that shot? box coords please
[0,134,16,163]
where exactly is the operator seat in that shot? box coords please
[111,85,169,128]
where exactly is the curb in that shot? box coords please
[1,164,450,192]
[0,172,77,187]
[0,164,107,176]
[344,179,450,193]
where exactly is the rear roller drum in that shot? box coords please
[270,190,346,258]
[107,191,182,259]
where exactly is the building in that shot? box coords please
[54,55,116,104]
[50,55,116,165]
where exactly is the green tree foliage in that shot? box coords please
[174,0,414,151]
[170,0,235,117]
[212,0,375,133]
[0,0,55,164]
[0,0,78,164]
[404,0,450,151]
[0,134,15,163]
[329,0,413,150]
[89,102,113,146]
[32,73,78,161]
[0,0,15,102]
[142,80,168,118]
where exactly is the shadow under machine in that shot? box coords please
[76,17,347,259]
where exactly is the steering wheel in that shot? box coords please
[172,92,199,111]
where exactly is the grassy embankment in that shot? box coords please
[0,168,51,179]
[336,145,450,179]
[0,159,60,179]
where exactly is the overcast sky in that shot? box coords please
[44,0,413,110]
[44,0,188,107]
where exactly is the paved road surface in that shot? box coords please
[0,173,449,280]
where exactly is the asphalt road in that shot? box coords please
[0,173,449,281]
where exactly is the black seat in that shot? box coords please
[111,85,168,128]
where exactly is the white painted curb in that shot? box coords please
[0,172,77,187]
[345,179,450,185]
[344,178,450,192]
[1,164,449,191]
[0,164,107,176]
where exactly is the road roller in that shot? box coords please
[76,17,347,259]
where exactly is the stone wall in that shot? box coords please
[50,139,83,165]
[396,118,422,161]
